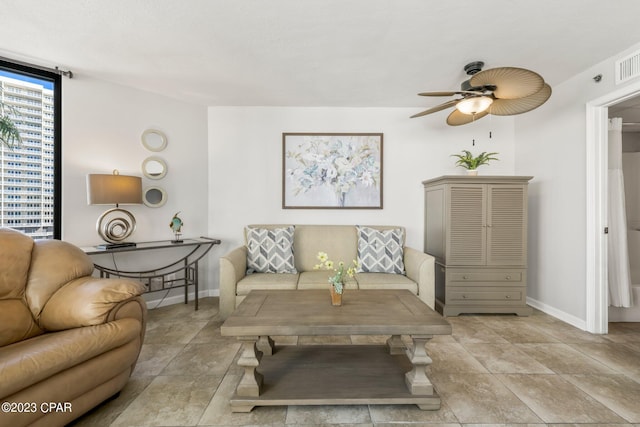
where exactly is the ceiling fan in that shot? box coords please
[411,61,552,126]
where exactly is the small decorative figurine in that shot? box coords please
[169,211,184,243]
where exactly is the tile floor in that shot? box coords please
[70,297,640,427]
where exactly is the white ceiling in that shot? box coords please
[3,0,640,108]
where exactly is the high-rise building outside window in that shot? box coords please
[0,60,61,240]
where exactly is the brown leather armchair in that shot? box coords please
[0,228,147,427]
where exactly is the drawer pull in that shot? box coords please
[506,275,512,280]
[462,295,467,299]
[463,275,469,280]
[505,295,511,299]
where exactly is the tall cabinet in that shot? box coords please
[423,176,533,316]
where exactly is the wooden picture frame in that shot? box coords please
[282,133,383,209]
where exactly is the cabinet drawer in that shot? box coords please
[447,286,525,305]
[449,270,523,283]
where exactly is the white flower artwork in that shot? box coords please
[283,133,382,208]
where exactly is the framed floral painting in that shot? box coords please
[282,133,383,209]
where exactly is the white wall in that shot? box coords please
[62,75,209,245]
[208,106,515,289]
[514,41,640,327]
[61,75,211,297]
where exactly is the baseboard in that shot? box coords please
[526,296,587,331]
[144,288,220,309]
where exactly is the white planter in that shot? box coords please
[466,169,478,176]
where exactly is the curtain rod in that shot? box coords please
[0,56,73,78]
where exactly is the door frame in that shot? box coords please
[586,80,640,333]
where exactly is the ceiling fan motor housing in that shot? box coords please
[461,79,473,91]
[460,79,496,94]
[460,61,491,93]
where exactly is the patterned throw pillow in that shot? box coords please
[356,226,405,274]
[246,226,297,274]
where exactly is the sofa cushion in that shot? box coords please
[356,273,418,294]
[0,228,33,299]
[294,225,358,272]
[297,271,358,291]
[0,317,141,398]
[26,239,95,321]
[246,226,297,274]
[236,273,299,296]
[0,300,42,347]
[356,226,405,274]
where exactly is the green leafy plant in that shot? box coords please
[451,150,499,170]
[313,251,358,295]
[0,98,23,150]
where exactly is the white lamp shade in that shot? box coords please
[456,96,494,115]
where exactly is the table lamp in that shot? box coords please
[87,170,142,248]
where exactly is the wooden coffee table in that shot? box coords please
[221,289,451,412]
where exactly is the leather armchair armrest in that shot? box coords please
[403,246,435,310]
[219,246,247,319]
[39,276,146,331]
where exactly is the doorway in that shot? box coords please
[608,98,640,322]
[586,80,640,333]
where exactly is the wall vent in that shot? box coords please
[616,50,640,85]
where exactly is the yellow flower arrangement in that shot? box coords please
[313,251,358,295]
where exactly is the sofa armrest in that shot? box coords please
[106,296,148,348]
[403,246,435,310]
[219,246,247,319]
[39,276,146,331]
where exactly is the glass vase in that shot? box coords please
[329,285,343,306]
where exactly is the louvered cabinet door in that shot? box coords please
[447,185,486,265]
[486,185,527,266]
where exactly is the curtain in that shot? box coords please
[608,117,633,307]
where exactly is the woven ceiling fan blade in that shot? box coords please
[470,67,544,99]
[489,84,552,116]
[410,99,460,118]
[418,90,483,97]
[446,109,489,126]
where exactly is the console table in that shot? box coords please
[81,237,221,310]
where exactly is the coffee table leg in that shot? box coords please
[386,334,405,355]
[257,335,275,356]
[236,337,263,397]
[405,335,434,395]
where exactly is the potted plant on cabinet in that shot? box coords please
[451,150,498,175]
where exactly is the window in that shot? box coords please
[0,60,61,240]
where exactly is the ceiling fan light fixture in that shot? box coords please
[456,96,493,115]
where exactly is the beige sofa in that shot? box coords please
[0,228,147,427]
[219,225,435,319]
